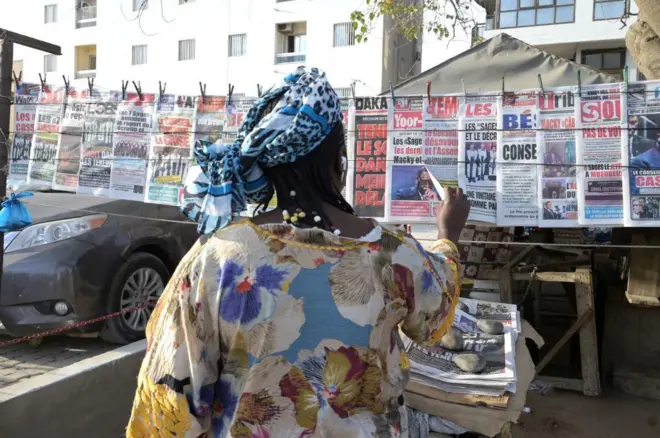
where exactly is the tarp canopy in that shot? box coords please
[389,33,617,96]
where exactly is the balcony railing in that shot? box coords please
[274,52,306,64]
[76,6,97,29]
[75,69,97,79]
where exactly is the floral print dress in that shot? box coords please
[127,220,460,438]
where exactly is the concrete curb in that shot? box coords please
[0,340,147,438]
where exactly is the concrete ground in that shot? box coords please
[0,335,116,390]
[514,389,660,438]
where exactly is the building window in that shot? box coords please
[499,0,575,29]
[334,87,352,98]
[178,39,196,61]
[228,34,247,57]
[594,0,627,21]
[132,45,148,65]
[133,0,148,11]
[275,22,307,64]
[333,23,355,47]
[44,4,58,23]
[44,55,57,73]
[581,48,626,80]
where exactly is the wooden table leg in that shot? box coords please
[574,268,601,396]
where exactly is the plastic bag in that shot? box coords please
[0,191,33,232]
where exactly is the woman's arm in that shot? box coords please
[127,241,219,437]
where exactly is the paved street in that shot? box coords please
[0,335,116,390]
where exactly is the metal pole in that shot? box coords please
[0,38,13,287]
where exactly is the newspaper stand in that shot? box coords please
[490,246,601,396]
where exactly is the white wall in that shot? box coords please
[421,2,486,72]
[483,0,639,46]
[1,0,386,97]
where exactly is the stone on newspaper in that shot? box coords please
[439,327,464,351]
[477,319,504,335]
[453,353,486,373]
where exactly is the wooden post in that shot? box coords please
[574,267,601,396]
[0,38,14,281]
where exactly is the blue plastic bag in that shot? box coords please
[0,191,33,232]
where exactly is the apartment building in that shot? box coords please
[474,0,641,81]
[0,0,445,97]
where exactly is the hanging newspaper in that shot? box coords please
[28,85,65,188]
[78,90,121,196]
[194,96,226,144]
[387,97,439,222]
[623,81,660,225]
[538,87,579,227]
[497,90,540,226]
[224,97,256,143]
[9,83,40,189]
[146,95,196,205]
[422,95,461,187]
[576,83,624,225]
[110,92,155,201]
[346,97,388,220]
[458,93,498,223]
[53,88,88,191]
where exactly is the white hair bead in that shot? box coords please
[314,215,321,223]
[333,229,342,236]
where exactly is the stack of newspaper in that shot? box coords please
[402,298,521,410]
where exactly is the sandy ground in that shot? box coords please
[513,390,660,438]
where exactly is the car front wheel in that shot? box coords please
[100,252,169,344]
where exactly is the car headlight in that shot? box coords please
[4,214,107,253]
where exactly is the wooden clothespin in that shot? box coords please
[257,84,263,98]
[623,65,629,93]
[132,80,143,101]
[577,71,582,98]
[158,81,167,102]
[389,80,395,105]
[350,82,356,100]
[199,82,207,104]
[537,73,546,97]
[87,77,94,97]
[426,81,432,105]
[501,76,505,97]
[38,73,47,92]
[227,84,235,107]
[62,75,70,95]
[12,70,22,88]
[461,79,466,95]
[121,80,129,100]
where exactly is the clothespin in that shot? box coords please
[623,65,629,93]
[199,82,207,104]
[537,73,546,97]
[62,75,70,96]
[501,76,505,96]
[577,71,582,98]
[257,84,263,98]
[38,73,47,92]
[389,80,395,104]
[132,80,143,101]
[121,80,129,100]
[12,70,22,88]
[461,79,466,95]
[87,77,94,96]
[350,82,356,100]
[426,81,432,105]
[158,81,167,102]
[227,84,235,107]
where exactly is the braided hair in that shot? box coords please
[256,122,355,232]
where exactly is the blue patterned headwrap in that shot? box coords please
[181,67,343,235]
